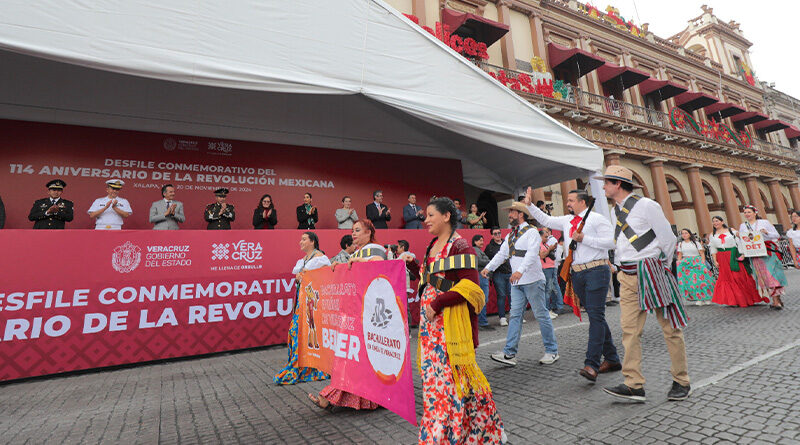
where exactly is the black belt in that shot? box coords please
[420,254,477,293]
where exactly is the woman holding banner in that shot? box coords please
[709,216,763,307]
[418,197,505,444]
[308,219,383,411]
[739,206,787,309]
[273,232,330,385]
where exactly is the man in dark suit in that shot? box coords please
[366,190,391,229]
[402,193,424,229]
[28,179,74,229]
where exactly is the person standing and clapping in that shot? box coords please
[418,197,506,443]
[335,195,358,229]
[205,188,235,230]
[274,232,330,385]
[149,184,185,230]
[253,194,277,229]
[466,203,487,229]
[366,190,391,229]
[297,192,318,229]
[88,179,132,230]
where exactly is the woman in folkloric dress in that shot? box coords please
[675,229,715,305]
[273,232,330,385]
[784,210,800,269]
[308,219,382,411]
[418,197,505,444]
[739,206,787,310]
[709,216,765,307]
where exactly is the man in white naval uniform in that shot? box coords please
[88,179,132,230]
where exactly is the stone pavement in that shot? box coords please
[2,271,800,444]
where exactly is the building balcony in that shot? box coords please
[475,62,799,165]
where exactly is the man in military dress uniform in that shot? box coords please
[28,179,74,229]
[205,188,235,230]
[88,179,132,230]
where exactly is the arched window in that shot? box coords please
[702,180,722,211]
[665,175,690,209]
[732,185,746,211]
[631,171,650,198]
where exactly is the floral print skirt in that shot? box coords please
[676,256,715,301]
[273,310,329,385]
[418,285,503,444]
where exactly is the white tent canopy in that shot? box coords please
[0,0,603,193]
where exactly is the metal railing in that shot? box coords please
[475,61,800,161]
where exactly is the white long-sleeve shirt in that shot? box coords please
[739,220,779,242]
[527,204,615,265]
[611,194,677,264]
[484,222,545,285]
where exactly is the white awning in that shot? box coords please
[0,0,603,192]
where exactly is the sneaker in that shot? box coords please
[549,310,558,319]
[501,429,508,444]
[603,384,646,402]
[522,318,527,323]
[667,381,691,401]
[539,353,559,365]
[556,307,573,315]
[694,300,702,306]
[478,324,496,331]
[499,317,508,327]
[491,352,517,366]
[605,300,619,306]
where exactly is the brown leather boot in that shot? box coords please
[598,361,622,373]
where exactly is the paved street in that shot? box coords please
[2,271,800,444]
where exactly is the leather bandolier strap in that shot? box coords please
[614,195,657,252]
[353,248,387,260]
[419,254,477,293]
[508,225,532,257]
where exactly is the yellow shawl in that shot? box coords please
[418,278,492,399]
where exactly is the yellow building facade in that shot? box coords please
[385,0,800,236]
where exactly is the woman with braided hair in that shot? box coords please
[418,197,505,444]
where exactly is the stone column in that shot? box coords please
[411,0,427,26]
[787,181,800,211]
[766,178,791,231]
[682,164,712,236]
[643,158,675,224]
[560,180,578,215]
[714,169,741,228]
[532,188,546,205]
[742,175,765,213]
[496,1,516,69]
[604,150,625,166]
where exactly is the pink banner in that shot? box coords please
[297,261,415,425]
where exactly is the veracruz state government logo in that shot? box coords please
[112,241,142,273]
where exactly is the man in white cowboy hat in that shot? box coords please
[598,165,690,403]
[482,201,559,366]
[88,179,132,230]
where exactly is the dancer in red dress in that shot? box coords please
[709,216,765,307]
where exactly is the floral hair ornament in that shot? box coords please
[743,205,759,214]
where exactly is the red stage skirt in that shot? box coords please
[711,250,768,307]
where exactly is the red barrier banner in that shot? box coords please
[297,261,415,424]
[0,228,506,382]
